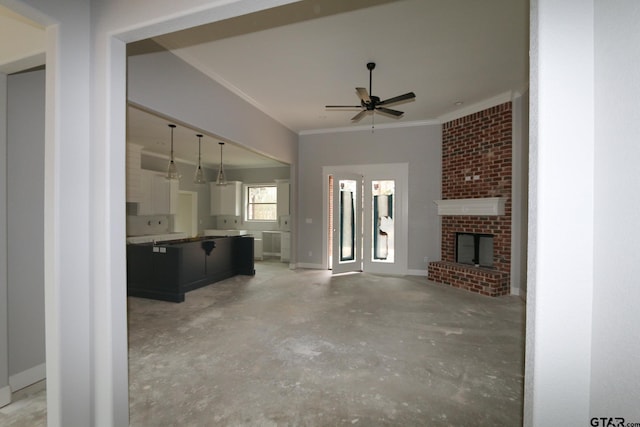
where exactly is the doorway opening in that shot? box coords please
[325,163,407,276]
[175,191,198,237]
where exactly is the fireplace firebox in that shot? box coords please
[456,233,494,268]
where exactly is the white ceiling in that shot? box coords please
[151,0,529,132]
[2,0,529,169]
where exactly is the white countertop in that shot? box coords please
[203,229,248,237]
[126,232,189,244]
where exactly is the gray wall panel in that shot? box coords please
[6,69,46,383]
[298,124,442,271]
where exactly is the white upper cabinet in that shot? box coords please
[138,169,178,215]
[210,181,242,216]
[276,179,290,217]
[126,144,143,203]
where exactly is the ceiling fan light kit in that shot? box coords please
[325,62,416,123]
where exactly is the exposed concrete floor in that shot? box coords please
[0,380,46,427]
[128,260,525,426]
[0,260,525,426]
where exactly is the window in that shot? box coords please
[246,185,277,221]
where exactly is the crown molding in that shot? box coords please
[437,91,516,123]
[299,119,440,136]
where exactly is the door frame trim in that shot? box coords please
[322,163,409,275]
[177,190,198,237]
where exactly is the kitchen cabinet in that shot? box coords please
[280,231,290,262]
[138,169,178,215]
[276,179,290,217]
[261,231,281,257]
[126,143,143,202]
[210,181,242,216]
[127,235,255,302]
[261,230,290,263]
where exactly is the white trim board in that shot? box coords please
[9,363,45,392]
[0,386,10,408]
[295,263,324,270]
[406,269,428,277]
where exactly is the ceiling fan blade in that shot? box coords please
[376,107,404,117]
[325,105,362,109]
[356,87,371,103]
[351,110,368,121]
[378,92,416,106]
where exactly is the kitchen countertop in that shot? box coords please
[126,232,189,244]
[203,229,248,237]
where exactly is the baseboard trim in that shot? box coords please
[295,263,324,270]
[0,385,10,408]
[9,363,46,392]
[407,269,428,277]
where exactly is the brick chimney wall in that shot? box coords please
[428,102,512,296]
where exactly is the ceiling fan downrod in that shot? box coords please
[367,62,375,96]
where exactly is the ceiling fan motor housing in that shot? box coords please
[364,96,380,110]
[325,61,415,122]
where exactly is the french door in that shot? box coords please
[331,173,363,274]
[328,164,407,276]
[364,179,397,274]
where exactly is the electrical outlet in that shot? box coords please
[308,251,312,257]
[424,256,429,264]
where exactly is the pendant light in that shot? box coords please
[166,124,180,180]
[193,134,207,184]
[215,142,228,186]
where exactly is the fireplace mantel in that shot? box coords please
[434,197,507,216]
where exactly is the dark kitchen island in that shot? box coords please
[127,235,255,302]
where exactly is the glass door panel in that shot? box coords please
[332,174,363,274]
[372,180,395,263]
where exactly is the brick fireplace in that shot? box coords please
[428,102,512,296]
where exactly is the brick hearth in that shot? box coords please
[428,102,512,296]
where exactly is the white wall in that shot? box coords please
[225,166,290,184]
[11,0,640,425]
[525,0,595,425]
[4,1,300,425]
[139,153,218,234]
[512,90,529,298]
[0,71,8,408]
[298,123,442,272]
[6,68,46,390]
[527,2,640,423]
[590,0,640,419]
[127,43,298,166]
[6,1,99,425]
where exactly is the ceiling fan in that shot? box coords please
[325,62,416,122]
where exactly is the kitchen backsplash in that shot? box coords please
[216,215,241,229]
[214,215,290,231]
[127,215,170,236]
[279,215,290,231]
